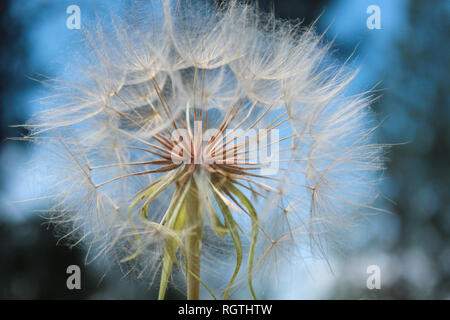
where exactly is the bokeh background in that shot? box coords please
[0,0,449,299]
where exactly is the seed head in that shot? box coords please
[23,0,385,299]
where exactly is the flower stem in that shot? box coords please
[185,181,203,300]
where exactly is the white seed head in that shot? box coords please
[24,0,385,298]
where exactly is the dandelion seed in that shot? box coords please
[22,0,385,299]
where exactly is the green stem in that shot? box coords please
[185,182,203,300]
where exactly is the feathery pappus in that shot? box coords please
[22,0,385,299]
